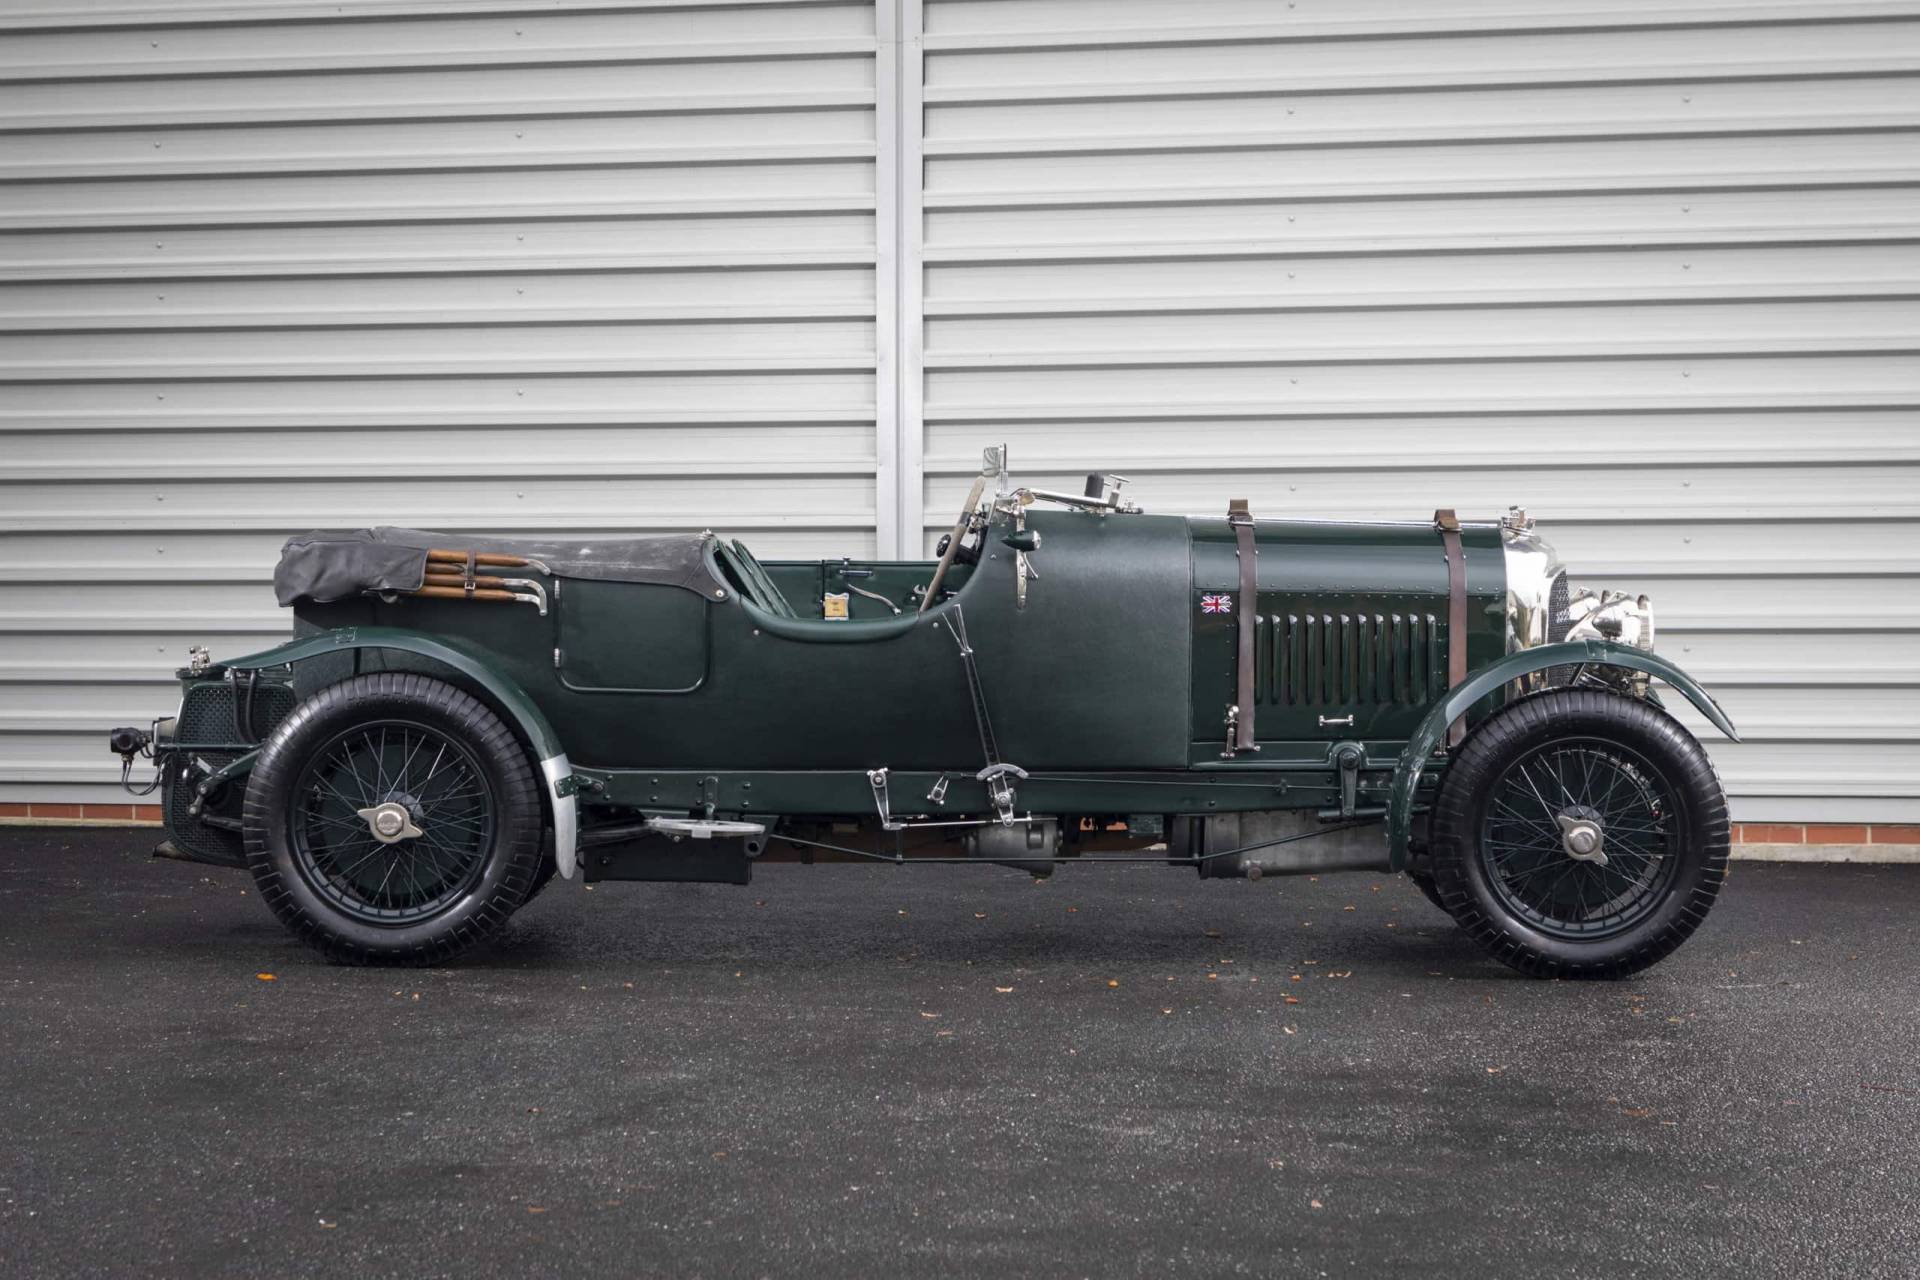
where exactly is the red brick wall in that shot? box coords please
[1734,824,1919,846]
[0,803,163,823]
[2,805,1917,842]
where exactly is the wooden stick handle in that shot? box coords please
[425,548,530,569]
[406,585,523,604]
[422,572,518,590]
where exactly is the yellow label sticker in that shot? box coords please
[822,592,850,621]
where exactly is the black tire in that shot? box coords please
[524,838,559,902]
[1406,869,1453,917]
[243,673,545,965]
[1430,688,1729,979]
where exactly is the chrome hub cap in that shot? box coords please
[1555,805,1608,865]
[356,800,423,846]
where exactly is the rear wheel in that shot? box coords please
[243,673,545,965]
[1430,688,1728,979]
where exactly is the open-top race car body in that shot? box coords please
[112,447,1737,976]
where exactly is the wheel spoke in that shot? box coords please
[290,719,496,925]
[1477,736,1684,939]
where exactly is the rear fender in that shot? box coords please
[223,626,580,880]
[1385,641,1739,871]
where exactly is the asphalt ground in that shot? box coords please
[1,830,1916,1280]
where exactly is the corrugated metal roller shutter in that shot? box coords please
[914,0,1920,822]
[0,0,887,804]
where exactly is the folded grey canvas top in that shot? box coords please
[274,526,718,606]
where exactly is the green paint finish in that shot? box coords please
[223,625,567,762]
[558,579,708,693]
[1188,517,1508,745]
[194,506,1728,859]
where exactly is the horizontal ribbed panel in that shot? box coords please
[915,0,1920,822]
[1253,611,1447,709]
[0,0,883,803]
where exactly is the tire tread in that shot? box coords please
[242,672,545,967]
[1429,688,1729,980]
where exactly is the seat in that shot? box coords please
[717,539,797,618]
[710,537,936,643]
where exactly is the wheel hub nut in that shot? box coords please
[1555,810,1608,865]
[357,801,423,845]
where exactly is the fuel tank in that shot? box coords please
[1186,514,1508,753]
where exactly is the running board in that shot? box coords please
[645,817,768,840]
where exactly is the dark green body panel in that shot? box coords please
[1186,518,1506,753]
[207,504,1734,873]
[291,508,1192,774]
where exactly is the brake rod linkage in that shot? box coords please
[768,819,1382,868]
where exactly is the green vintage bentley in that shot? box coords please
[110,448,1735,976]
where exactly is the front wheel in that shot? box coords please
[243,673,546,965]
[1429,688,1729,979]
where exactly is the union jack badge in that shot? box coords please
[1199,593,1233,615]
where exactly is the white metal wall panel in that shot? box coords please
[0,0,885,804]
[914,0,1920,822]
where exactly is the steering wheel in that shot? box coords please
[918,475,988,614]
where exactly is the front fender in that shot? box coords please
[1384,641,1738,871]
[222,626,580,880]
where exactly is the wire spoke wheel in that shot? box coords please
[244,674,545,966]
[1479,738,1679,940]
[290,720,496,925]
[1430,688,1729,979]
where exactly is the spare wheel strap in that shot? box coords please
[1434,508,1467,748]
[1228,498,1258,754]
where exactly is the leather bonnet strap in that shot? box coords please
[1434,508,1467,747]
[1228,498,1258,754]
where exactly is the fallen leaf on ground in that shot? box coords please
[1107,979,1120,988]
[1284,996,1300,1005]
[255,973,275,982]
